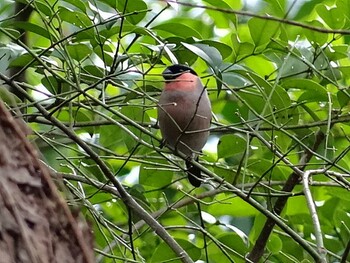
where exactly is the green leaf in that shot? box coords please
[80,159,110,181]
[248,18,280,49]
[151,239,201,262]
[41,76,58,95]
[232,69,292,125]
[316,5,345,29]
[128,184,149,207]
[56,108,93,123]
[325,44,349,60]
[318,197,340,228]
[199,40,233,59]
[218,134,246,159]
[246,158,289,181]
[264,0,286,17]
[99,121,127,151]
[35,0,53,17]
[182,42,222,69]
[120,106,151,153]
[304,20,328,46]
[152,23,201,39]
[326,187,350,202]
[139,162,173,188]
[8,53,37,68]
[171,39,198,66]
[99,23,135,39]
[208,193,259,217]
[337,90,350,108]
[8,22,52,40]
[93,44,113,65]
[244,55,275,77]
[217,232,248,257]
[62,0,86,12]
[41,76,71,95]
[267,234,283,254]
[213,166,235,184]
[286,196,309,216]
[339,66,350,79]
[294,0,321,20]
[215,68,223,95]
[83,65,105,80]
[298,91,328,104]
[66,43,92,61]
[58,6,93,28]
[99,0,117,8]
[232,34,255,60]
[337,0,350,23]
[0,87,21,105]
[207,233,247,261]
[203,0,236,28]
[117,0,148,25]
[282,78,328,103]
[0,28,20,39]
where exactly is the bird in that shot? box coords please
[158,64,211,187]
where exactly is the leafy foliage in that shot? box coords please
[0,0,349,262]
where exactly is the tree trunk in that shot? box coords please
[0,101,94,263]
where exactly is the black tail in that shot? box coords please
[186,158,201,187]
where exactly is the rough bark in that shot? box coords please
[0,101,94,263]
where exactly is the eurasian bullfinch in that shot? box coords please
[158,64,211,187]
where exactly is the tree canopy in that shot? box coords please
[0,0,349,262]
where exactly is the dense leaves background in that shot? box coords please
[0,0,349,262]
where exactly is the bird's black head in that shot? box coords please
[162,64,198,81]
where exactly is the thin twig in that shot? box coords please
[302,170,327,262]
[164,0,350,35]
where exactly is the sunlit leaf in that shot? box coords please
[248,18,280,49]
[152,23,201,39]
[182,42,222,69]
[316,5,346,29]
